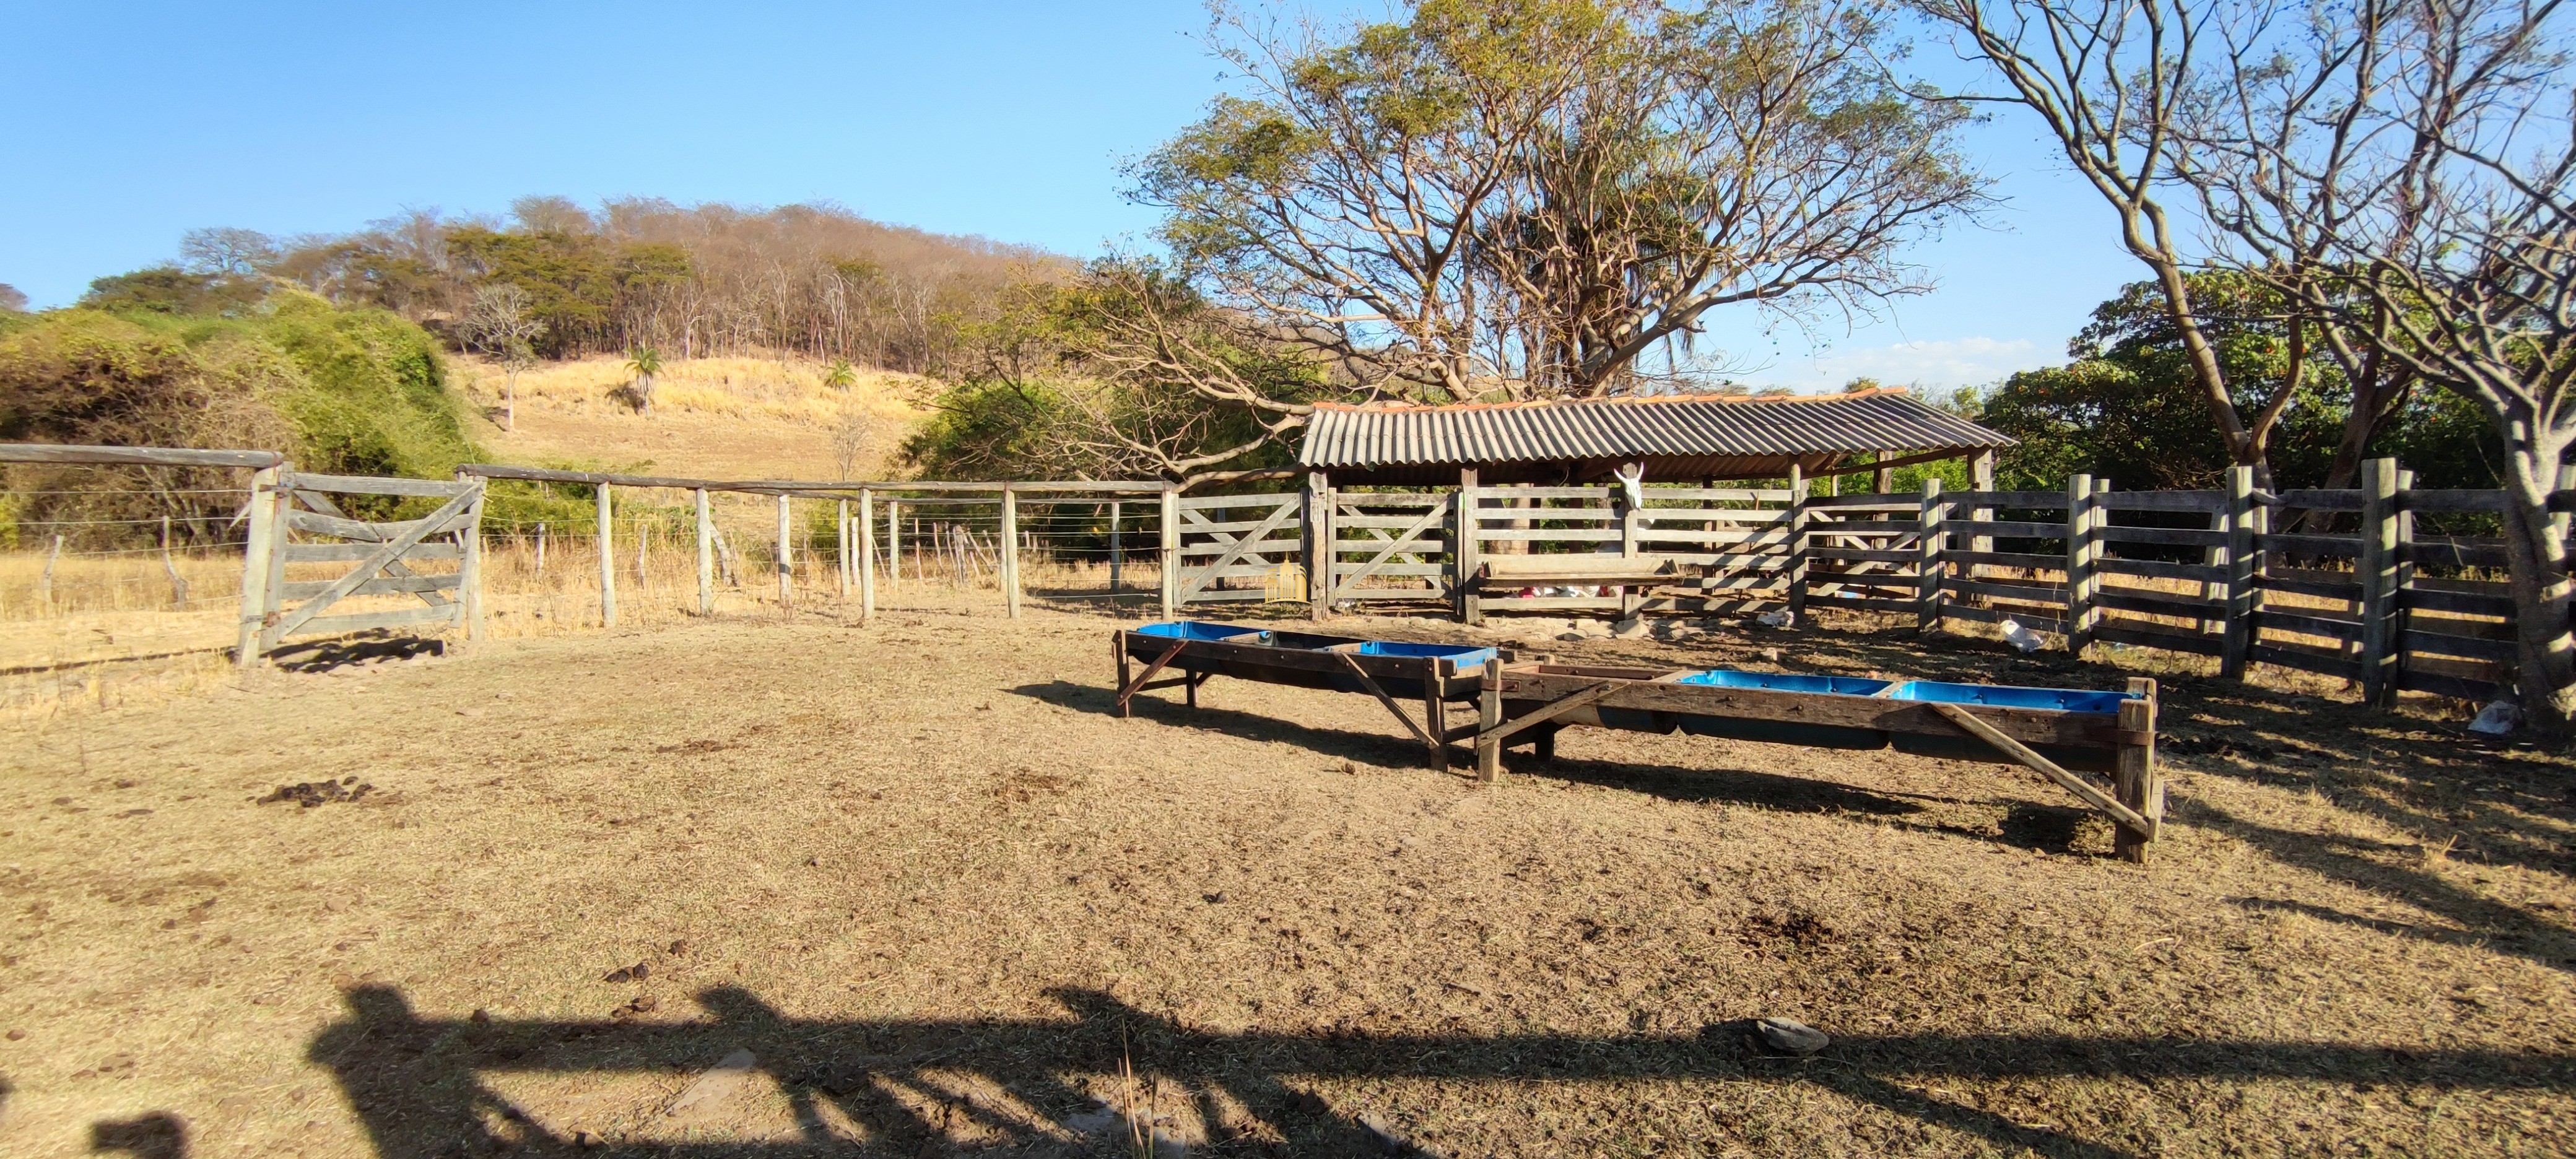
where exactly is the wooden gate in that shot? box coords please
[1318,490,1452,607]
[1171,492,1303,606]
[245,472,485,659]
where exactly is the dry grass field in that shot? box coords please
[3,597,2572,1158]
[449,354,929,482]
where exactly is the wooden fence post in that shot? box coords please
[1109,500,1125,606]
[2359,458,2401,705]
[1159,482,1179,620]
[459,477,487,643]
[2064,474,2096,655]
[2394,467,2414,700]
[596,482,617,628]
[1618,462,1642,620]
[776,494,791,612]
[694,488,713,616]
[237,462,282,667]
[1456,467,1482,625]
[1308,471,1333,620]
[2113,677,2162,863]
[1917,477,1944,632]
[858,488,876,621]
[1969,451,1995,602]
[886,499,901,593]
[1002,486,1021,619]
[2222,466,2258,678]
[1786,464,1811,623]
[838,499,852,598]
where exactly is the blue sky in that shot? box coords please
[0,1,2144,393]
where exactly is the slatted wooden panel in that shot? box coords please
[1938,490,2071,631]
[1801,495,1925,615]
[1466,486,1800,616]
[1327,492,1450,604]
[1173,492,1303,605]
[258,479,480,652]
[1465,485,1625,615]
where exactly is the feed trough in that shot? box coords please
[1112,620,1496,767]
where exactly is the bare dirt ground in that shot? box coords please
[4,599,2573,1158]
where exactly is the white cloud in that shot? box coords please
[1742,336,2049,394]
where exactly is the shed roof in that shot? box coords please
[1299,389,2011,485]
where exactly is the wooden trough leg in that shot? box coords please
[1116,640,1189,718]
[1425,667,1448,770]
[1113,632,1131,716]
[1476,657,1503,782]
[1536,724,1557,762]
[1186,670,1202,710]
[1926,701,2156,851]
[2113,678,2163,863]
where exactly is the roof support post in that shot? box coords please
[1456,467,1481,625]
[1307,470,1331,621]
[1786,462,1810,624]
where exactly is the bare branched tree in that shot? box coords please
[2178,0,2576,726]
[458,284,541,432]
[1918,0,2312,484]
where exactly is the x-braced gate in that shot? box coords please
[1172,493,1303,606]
[240,472,485,662]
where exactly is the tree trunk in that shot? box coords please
[2499,450,2576,734]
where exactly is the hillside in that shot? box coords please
[449,354,931,482]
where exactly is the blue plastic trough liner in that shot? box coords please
[1562,667,2144,766]
[1132,621,1497,701]
[1666,669,1895,749]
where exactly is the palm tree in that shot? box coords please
[624,345,664,415]
[822,358,858,391]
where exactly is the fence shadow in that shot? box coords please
[275,983,2573,1158]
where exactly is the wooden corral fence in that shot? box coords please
[3,441,2543,710]
[1282,459,2526,706]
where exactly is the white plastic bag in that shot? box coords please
[1999,618,2047,653]
[1756,608,1793,628]
[2468,700,2522,736]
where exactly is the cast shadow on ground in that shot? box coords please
[264,633,445,674]
[85,984,2576,1158]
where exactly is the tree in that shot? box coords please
[624,345,664,415]
[2173,0,2576,727]
[1917,0,2310,485]
[1115,0,1983,471]
[0,284,26,313]
[179,227,281,277]
[822,358,858,391]
[459,284,541,432]
[79,267,261,316]
[1480,0,1986,393]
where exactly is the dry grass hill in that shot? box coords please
[449,354,933,482]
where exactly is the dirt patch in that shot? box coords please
[1,605,2571,1156]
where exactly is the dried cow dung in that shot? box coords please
[255,779,375,809]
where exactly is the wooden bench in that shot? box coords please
[1475,553,1685,588]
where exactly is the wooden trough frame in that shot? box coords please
[1471,661,2165,861]
[1111,623,1494,770]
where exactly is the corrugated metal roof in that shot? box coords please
[1299,389,2011,479]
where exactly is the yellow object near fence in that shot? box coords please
[1263,561,1307,605]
